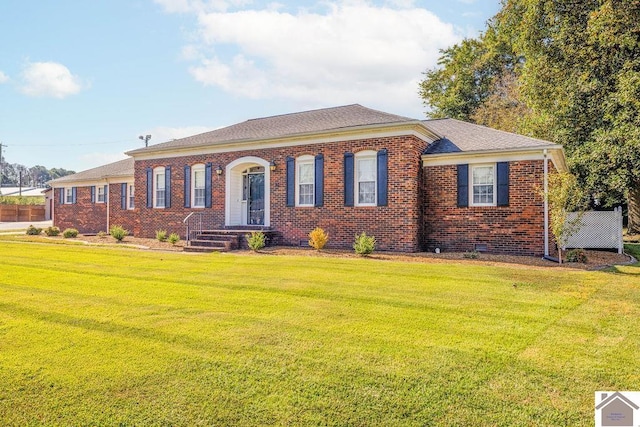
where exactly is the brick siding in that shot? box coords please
[54,184,136,234]
[133,135,427,252]
[422,160,548,256]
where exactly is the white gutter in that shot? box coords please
[543,149,549,257]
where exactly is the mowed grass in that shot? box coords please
[0,241,639,426]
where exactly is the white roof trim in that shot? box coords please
[421,146,567,172]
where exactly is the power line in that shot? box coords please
[3,138,138,148]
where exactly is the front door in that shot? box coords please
[243,167,265,225]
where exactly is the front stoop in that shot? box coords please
[183,229,279,253]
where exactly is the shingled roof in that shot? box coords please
[127,104,416,155]
[422,118,558,154]
[48,157,134,185]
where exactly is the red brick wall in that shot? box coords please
[422,160,547,256]
[109,184,137,235]
[53,187,108,234]
[134,135,427,251]
[54,184,137,235]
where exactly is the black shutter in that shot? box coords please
[59,188,64,204]
[90,186,96,203]
[146,167,153,208]
[497,162,509,206]
[344,153,354,206]
[205,163,212,208]
[314,154,324,207]
[457,164,469,208]
[71,187,77,204]
[286,157,295,207]
[184,165,191,208]
[165,166,172,208]
[121,183,127,209]
[377,149,388,206]
[103,185,108,203]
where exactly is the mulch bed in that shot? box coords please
[62,234,634,270]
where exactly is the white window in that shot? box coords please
[296,156,314,206]
[471,164,496,206]
[65,188,73,204]
[192,164,206,208]
[355,152,376,206]
[154,167,165,208]
[97,186,105,203]
[128,184,135,209]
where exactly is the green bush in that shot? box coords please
[155,230,168,242]
[463,251,480,259]
[44,226,60,237]
[97,231,107,239]
[0,196,45,205]
[63,228,78,238]
[26,225,42,235]
[353,232,376,256]
[109,225,129,242]
[246,231,266,251]
[168,233,180,245]
[566,248,588,263]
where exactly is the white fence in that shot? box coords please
[565,207,623,253]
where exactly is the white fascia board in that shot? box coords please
[49,175,133,189]
[127,122,439,161]
[422,146,567,170]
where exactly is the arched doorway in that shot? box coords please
[225,157,271,227]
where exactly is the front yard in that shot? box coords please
[0,241,638,425]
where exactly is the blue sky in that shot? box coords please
[0,0,500,172]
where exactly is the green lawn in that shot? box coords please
[0,241,639,426]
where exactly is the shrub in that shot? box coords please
[26,225,42,235]
[308,227,329,250]
[353,232,376,256]
[109,225,129,242]
[63,228,78,238]
[155,230,168,242]
[44,226,60,237]
[97,231,107,239]
[566,248,588,263]
[463,251,480,259]
[246,231,266,251]
[168,233,180,245]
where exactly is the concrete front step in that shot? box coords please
[184,229,278,252]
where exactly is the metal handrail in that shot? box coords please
[183,212,202,245]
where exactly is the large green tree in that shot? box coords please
[420,0,640,232]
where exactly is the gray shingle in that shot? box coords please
[127,104,416,155]
[48,158,134,185]
[423,118,557,154]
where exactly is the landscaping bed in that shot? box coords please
[44,233,638,269]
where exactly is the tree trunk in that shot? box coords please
[628,185,640,235]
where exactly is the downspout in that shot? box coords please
[105,180,110,232]
[543,149,549,257]
[51,186,55,224]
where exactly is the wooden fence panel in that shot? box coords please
[0,205,46,222]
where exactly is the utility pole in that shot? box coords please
[0,142,5,196]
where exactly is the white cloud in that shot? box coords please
[168,0,461,115]
[20,61,84,99]
[145,125,217,143]
[0,71,8,84]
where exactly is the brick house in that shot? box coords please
[49,104,566,256]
